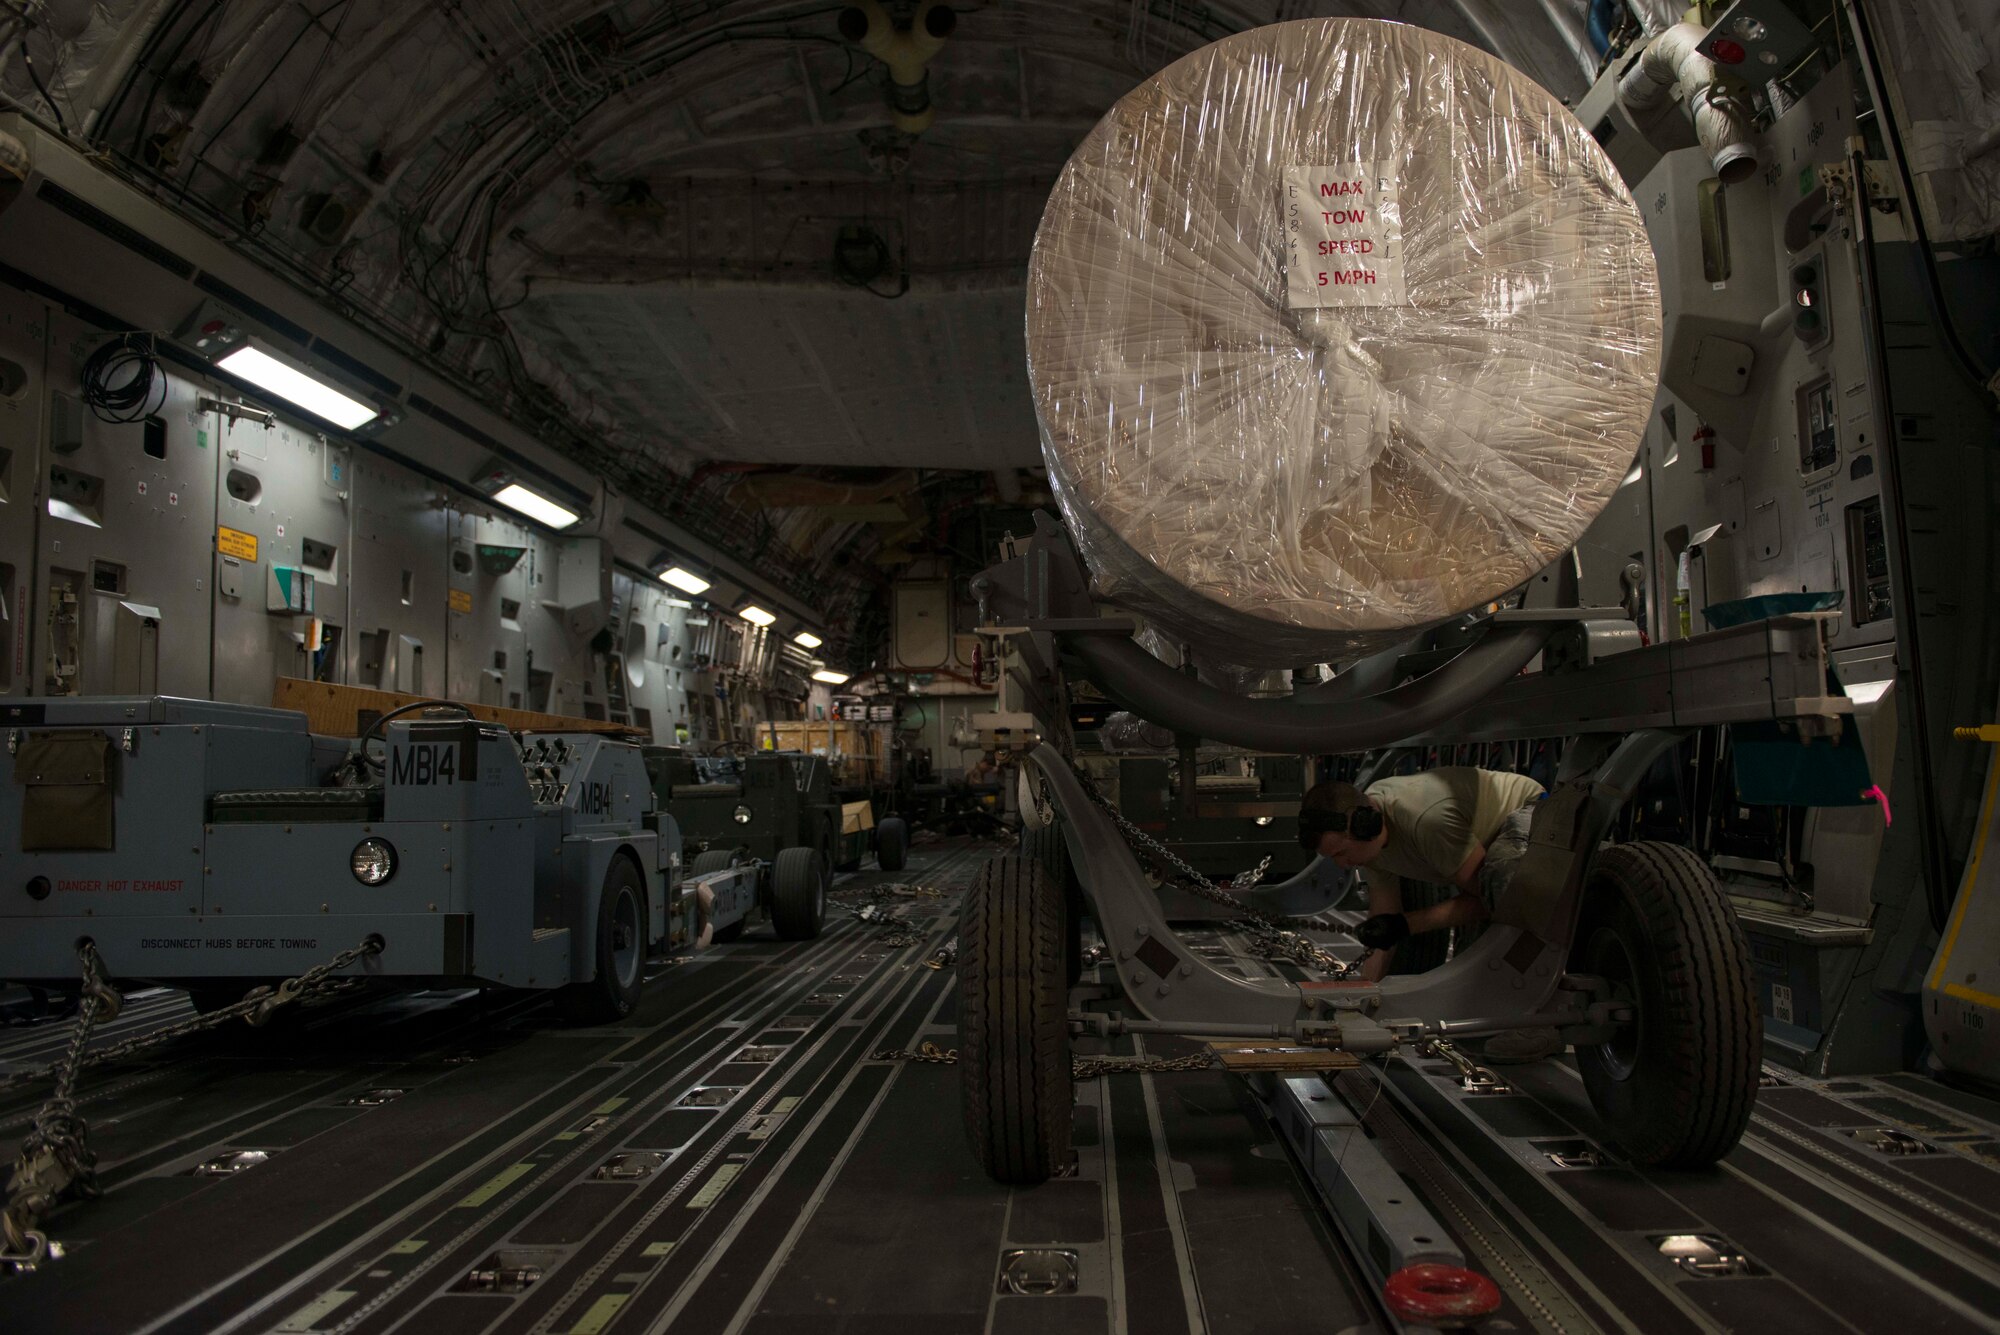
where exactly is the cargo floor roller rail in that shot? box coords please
[956,514,1852,1316]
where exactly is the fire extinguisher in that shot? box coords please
[1694,423,1717,471]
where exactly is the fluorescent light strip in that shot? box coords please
[793,631,823,650]
[491,483,579,530]
[660,566,710,595]
[811,669,850,685]
[216,345,377,430]
[739,604,777,627]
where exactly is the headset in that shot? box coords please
[1296,803,1384,849]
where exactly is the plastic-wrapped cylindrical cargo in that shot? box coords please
[1027,18,1662,667]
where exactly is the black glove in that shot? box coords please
[1357,912,1411,951]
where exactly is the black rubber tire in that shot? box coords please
[771,846,828,940]
[1573,841,1760,1168]
[959,854,1073,1185]
[689,849,737,877]
[1021,823,1084,987]
[818,813,847,874]
[558,856,649,1024]
[876,816,909,872]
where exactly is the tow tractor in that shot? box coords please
[651,745,906,918]
[0,696,826,1021]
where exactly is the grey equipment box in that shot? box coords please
[1,697,664,994]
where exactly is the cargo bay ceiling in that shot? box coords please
[0,0,1630,634]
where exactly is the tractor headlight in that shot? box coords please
[732,804,753,825]
[1254,815,1273,826]
[351,838,397,885]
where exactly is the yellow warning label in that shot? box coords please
[456,1162,535,1208]
[686,1162,742,1209]
[217,526,258,562]
[570,1295,628,1335]
[448,587,473,615]
[275,1290,356,1332]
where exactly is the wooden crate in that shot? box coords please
[762,720,884,783]
[272,678,647,740]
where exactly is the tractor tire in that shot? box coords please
[1573,841,1760,1168]
[876,816,909,872]
[1021,822,1084,987]
[959,854,1073,1185]
[772,846,829,940]
[689,849,737,877]
[558,856,649,1024]
[819,812,848,874]
[689,848,746,942]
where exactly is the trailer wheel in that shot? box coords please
[1573,842,1760,1168]
[1021,822,1084,987]
[818,812,845,873]
[959,854,1073,1184]
[772,846,828,940]
[689,849,737,877]
[559,857,649,1024]
[876,816,909,872]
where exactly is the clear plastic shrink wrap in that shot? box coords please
[1027,18,1662,667]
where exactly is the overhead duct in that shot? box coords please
[1616,21,1760,186]
[838,0,956,134]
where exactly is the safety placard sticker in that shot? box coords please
[217,525,259,561]
[1283,163,1405,308]
[447,588,473,615]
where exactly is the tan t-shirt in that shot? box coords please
[1363,767,1545,897]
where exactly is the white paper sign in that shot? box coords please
[1283,164,1405,308]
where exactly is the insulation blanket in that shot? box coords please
[1027,18,1661,665]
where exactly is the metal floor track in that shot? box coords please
[3,838,1999,1335]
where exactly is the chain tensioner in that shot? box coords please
[0,935,384,1272]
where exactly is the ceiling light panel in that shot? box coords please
[660,566,711,595]
[490,483,579,530]
[215,345,377,430]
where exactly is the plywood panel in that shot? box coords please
[272,677,644,739]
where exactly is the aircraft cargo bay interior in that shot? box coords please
[2,3,1999,1333]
